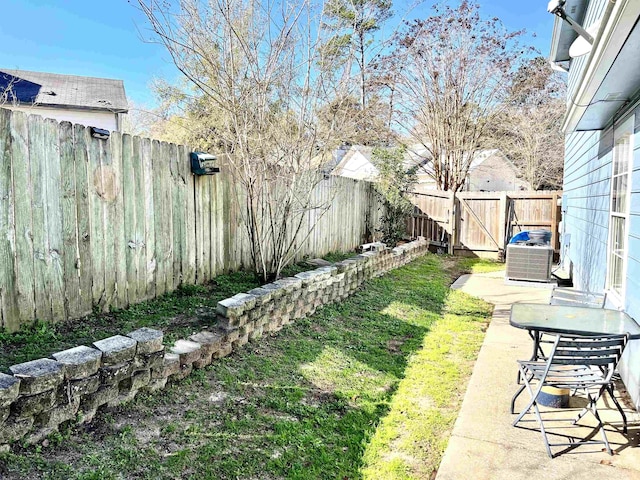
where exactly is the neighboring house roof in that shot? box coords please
[470,149,524,173]
[0,69,128,113]
[331,145,431,181]
[403,146,517,178]
[331,146,378,180]
[331,144,529,189]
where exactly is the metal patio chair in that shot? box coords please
[531,288,608,360]
[512,332,629,458]
[549,288,607,308]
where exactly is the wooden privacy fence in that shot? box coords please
[408,190,562,258]
[0,108,382,331]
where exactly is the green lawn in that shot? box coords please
[0,254,353,372]
[456,257,505,274]
[0,254,492,480]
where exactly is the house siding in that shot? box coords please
[466,153,530,191]
[621,135,640,409]
[567,0,608,97]
[558,0,640,411]
[562,129,611,292]
[627,139,640,316]
[562,107,640,408]
[4,104,119,131]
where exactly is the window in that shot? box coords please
[607,115,634,301]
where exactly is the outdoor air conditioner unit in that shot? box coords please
[506,244,554,282]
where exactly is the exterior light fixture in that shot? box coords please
[547,0,594,45]
[190,152,220,175]
[90,127,110,140]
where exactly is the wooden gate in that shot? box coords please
[408,190,562,259]
[407,191,452,249]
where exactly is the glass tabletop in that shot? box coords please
[510,303,640,339]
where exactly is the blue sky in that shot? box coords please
[0,0,555,109]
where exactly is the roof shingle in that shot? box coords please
[0,68,128,112]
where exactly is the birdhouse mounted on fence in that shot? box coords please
[190,152,220,175]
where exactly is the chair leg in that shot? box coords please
[573,392,591,426]
[512,370,544,427]
[590,388,613,455]
[512,372,554,458]
[606,384,628,434]
[572,385,627,435]
[573,387,613,456]
[511,384,526,414]
[532,399,554,458]
[511,367,535,416]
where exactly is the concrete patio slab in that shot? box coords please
[437,270,640,479]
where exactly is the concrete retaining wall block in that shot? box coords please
[0,238,429,449]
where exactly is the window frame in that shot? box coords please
[606,114,635,307]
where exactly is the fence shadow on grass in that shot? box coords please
[0,254,492,480]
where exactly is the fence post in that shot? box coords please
[498,192,508,261]
[551,192,559,252]
[448,192,456,255]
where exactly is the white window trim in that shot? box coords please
[605,114,635,308]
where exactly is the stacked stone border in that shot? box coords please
[0,238,428,448]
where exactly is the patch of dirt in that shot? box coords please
[134,424,161,445]
[380,449,420,472]
[258,409,299,423]
[302,389,337,408]
[208,391,229,403]
[76,415,117,441]
[387,338,405,354]
[440,257,468,284]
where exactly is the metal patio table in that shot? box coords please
[509,303,640,414]
[510,303,640,350]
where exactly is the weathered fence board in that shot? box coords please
[212,177,221,275]
[181,144,196,285]
[150,140,164,296]
[73,125,93,317]
[0,109,18,330]
[102,135,117,309]
[203,175,212,277]
[45,119,65,321]
[0,108,384,331]
[131,137,146,300]
[161,141,174,292]
[29,115,53,321]
[10,111,35,326]
[59,122,81,318]
[170,143,182,289]
[88,134,104,309]
[408,190,562,258]
[141,138,155,299]
[112,132,128,308]
[123,133,137,304]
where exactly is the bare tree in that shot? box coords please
[0,74,22,107]
[121,102,165,138]
[390,1,532,192]
[137,0,346,281]
[485,57,566,190]
[316,93,393,147]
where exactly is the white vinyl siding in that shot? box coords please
[567,0,609,97]
[4,105,119,131]
[562,129,611,293]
